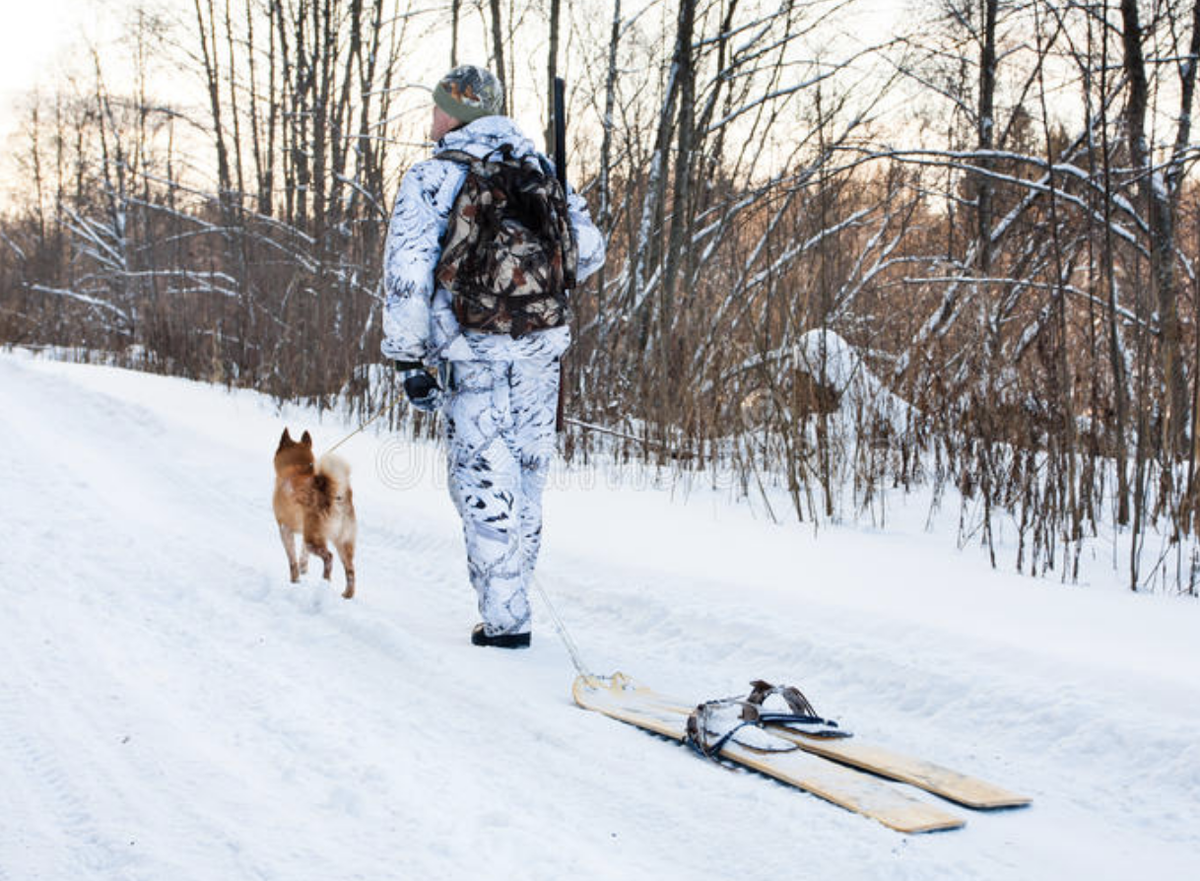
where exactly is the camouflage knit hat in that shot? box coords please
[433,65,504,122]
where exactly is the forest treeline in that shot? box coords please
[2,0,1199,592]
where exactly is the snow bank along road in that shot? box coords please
[1,350,1199,881]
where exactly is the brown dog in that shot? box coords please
[273,429,357,599]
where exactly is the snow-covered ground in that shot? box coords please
[1,348,1198,881]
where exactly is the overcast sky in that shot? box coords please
[0,0,913,194]
[1,0,113,152]
[3,1,83,93]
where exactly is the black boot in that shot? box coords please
[471,624,531,649]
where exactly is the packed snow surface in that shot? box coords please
[1,349,1198,880]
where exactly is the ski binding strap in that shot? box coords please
[744,680,852,739]
[685,680,851,761]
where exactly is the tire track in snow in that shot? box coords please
[0,687,123,880]
[0,357,358,879]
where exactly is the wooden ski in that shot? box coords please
[572,673,966,834]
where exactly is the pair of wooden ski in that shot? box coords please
[572,673,1030,834]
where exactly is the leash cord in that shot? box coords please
[324,394,403,457]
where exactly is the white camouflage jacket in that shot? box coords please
[380,116,606,365]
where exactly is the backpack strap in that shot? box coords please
[435,148,480,168]
[437,145,528,168]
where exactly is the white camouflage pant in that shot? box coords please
[443,359,559,636]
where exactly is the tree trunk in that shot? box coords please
[546,0,560,151]
[1121,0,1186,460]
[488,0,508,114]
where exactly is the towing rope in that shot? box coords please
[532,574,593,678]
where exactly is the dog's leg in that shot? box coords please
[278,522,300,582]
[299,542,309,575]
[336,538,356,599]
[307,542,334,581]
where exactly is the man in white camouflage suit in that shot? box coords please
[381,65,606,648]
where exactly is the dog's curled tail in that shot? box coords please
[316,453,352,498]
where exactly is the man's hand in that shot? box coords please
[394,361,442,412]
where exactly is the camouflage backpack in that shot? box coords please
[435,147,578,337]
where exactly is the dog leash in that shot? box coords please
[324,394,404,457]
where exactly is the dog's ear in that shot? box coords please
[301,430,313,447]
[278,428,293,449]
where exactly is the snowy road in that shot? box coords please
[1,350,1198,880]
